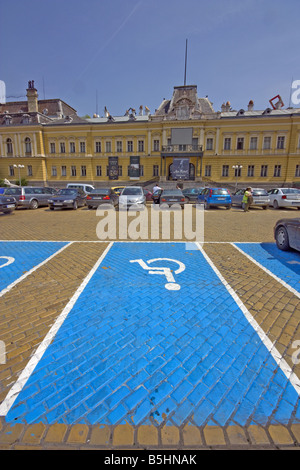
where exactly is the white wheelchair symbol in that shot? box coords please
[130,258,186,291]
[0,256,15,269]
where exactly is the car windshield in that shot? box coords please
[5,188,21,195]
[58,189,77,195]
[252,189,268,196]
[281,189,300,194]
[91,189,110,194]
[122,188,142,195]
[212,189,229,195]
[162,190,182,196]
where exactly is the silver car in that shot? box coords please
[4,186,58,209]
[231,188,270,210]
[268,188,300,209]
[118,186,146,210]
[274,218,300,251]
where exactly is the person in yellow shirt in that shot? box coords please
[242,187,253,212]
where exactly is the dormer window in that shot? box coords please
[4,115,12,125]
[22,114,30,124]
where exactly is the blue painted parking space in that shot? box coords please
[0,241,68,293]
[4,242,300,426]
[235,243,300,293]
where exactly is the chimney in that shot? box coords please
[248,100,254,111]
[26,80,38,113]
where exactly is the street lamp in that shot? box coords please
[13,164,25,186]
[232,164,243,191]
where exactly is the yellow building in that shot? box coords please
[1,81,300,188]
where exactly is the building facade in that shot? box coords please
[1,81,300,187]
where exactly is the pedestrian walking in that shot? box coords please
[242,187,253,212]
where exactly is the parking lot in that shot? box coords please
[0,204,299,449]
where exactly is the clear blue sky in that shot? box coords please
[1,0,300,116]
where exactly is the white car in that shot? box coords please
[268,188,300,209]
[118,186,146,210]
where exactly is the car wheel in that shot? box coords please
[275,226,290,251]
[49,207,54,211]
[30,199,38,210]
[3,210,12,214]
[226,205,231,210]
[273,200,279,209]
[73,201,78,210]
[263,205,268,210]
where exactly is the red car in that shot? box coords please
[143,189,153,202]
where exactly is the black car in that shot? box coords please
[182,187,203,202]
[274,218,300,251]
[0,194,16,214]
[86,188,118,209]
[152,189,186,208]
[48,188,86,210]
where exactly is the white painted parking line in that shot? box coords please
[231,242,300,299]
[0,242,113,416]
[195,242,300,396]
[0,242,74,299]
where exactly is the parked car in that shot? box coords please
[152,189,186,208]
[86,188,118,209]
[48,188,86,210]
[152,188,163,204]
[0,194,16,214]
[66,183,94,195]
[197,188,232,209]
[4,186,58,209]
[231,188,270,210]
[274,218,300,251]
[182,187,203,202]
[118,186,146,210]
[143,188,153,202]
[111,186,125,196]
[268,188,300,209]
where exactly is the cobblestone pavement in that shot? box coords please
[0,205,299,450]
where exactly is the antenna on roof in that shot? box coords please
[184,39,188,86]
[96,90,98,116]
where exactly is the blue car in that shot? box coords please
[198,187,232,209]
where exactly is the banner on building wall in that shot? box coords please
[171,157,190,180]
[108,156,119,180]
[129,156,140,179]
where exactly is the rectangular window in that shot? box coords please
[138,140,144,152]
[295,165,300,177]
[274,165,281,177]
[277,136,285,149]
[71,165,76,177]
[127,140,133,152]
[70,142,75,153]
[261,165,268,177]
[153,140,160,152]
[237,137,244,150]
[95,141,101,153]
[205,165,211,177]
[263,136,271,149]
[118,165,122,177]
[105,141,112,153]
[224,138,231,150]
[9,165,14,177]
[153,164,159,177]
[80,142,86,153]
[206,138,213,150]
[250,137,257,150]
[60,142,65,153]
[96,165,102,177]
[50,142,56,154]
[81,165,86,177]
[52,166,57,177]
[234,167,242,177]
[192,138,198,150]
[140,165,144,177]
[116,141,122,153]
[61,166,67,176]
[247,165,255,177]
[106,166,109,177]
[222,165,229,177]
[27,165,33,177]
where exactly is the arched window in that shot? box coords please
[6,138,13,155]
[25,137,32,155]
